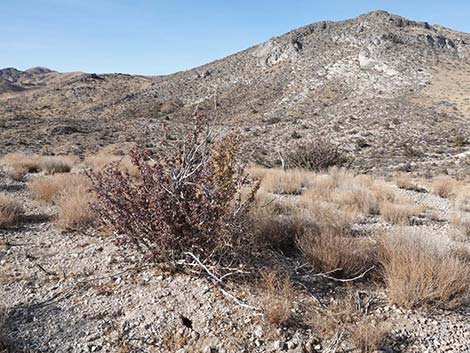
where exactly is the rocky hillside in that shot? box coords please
[1,10,469,175]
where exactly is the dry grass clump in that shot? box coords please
[431,175,457,198]
[1,152,42,173]
[311,294,390,353]
[28,174,90,204]
[380,201,421,225]
[260,271,295,326]
[259,168,314,195]
[454,186,470,212]
[395,173,421,191]
[84,154,138,178]
[3,165,28,182]
[351,320,390,353]
[56,185,96,230]
[451,212,470,237]
[331,185,380,216]
[40,155,79,174]
[296,199,354,236]
[298,229,376,277]
[377,231,470,308]
[0,194,24,228]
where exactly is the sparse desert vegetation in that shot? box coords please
[2,143,470,351]
[1,8,470,351]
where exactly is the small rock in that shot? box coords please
[254,325,263,338]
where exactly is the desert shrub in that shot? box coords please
[380,201,421,225]
[286,138,350,172]
[298,228,375,277]
[56,185,96,230]
[40,156,78,174]
[90,113,257,261]
[260,271,295,326]
[377,232,470,308]
[28,174,90,204]
[0,194,24,228]
[1,153,42,173]
[431,175,457,198]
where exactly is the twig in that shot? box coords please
[314,266,375,283]
[183,252,260,311]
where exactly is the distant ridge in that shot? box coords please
[0,10,469,176]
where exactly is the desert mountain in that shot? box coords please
[1,10,469,175]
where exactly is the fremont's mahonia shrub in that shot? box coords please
[286,138,350,172]
[90,112,257,261]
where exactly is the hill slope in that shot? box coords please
[1,10,469,175]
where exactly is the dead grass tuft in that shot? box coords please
[351,320,390,353]
[84,154,138,178]
[377,231,470,308]
[395,173,421,191]
[28,174,90,204]
[451,212,470,237]
[380,201,421,225]
[4,166,28,182]
[55,185,96,231]
[1,153,42,173]
[311,294,390,353]
[259,168,315,195]
[260,271,295,326]
[431,175,457,198]
[298,228,375,277]
[0,194,24,228]
[40,155,79,174]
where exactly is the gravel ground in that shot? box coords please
[1,170,470,353]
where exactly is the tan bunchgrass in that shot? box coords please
[28,174,90,204]
[431,175,457,198]
[259,168,315,195]
[1,152,42,173]
[0,193,24,228]
[4,165,28,181]
[310,293,390,352]
[260,271,295,326]
[395,173,421,191]
[296,199,354,236]
[56,185,96,231]
[380,201,421,225]
[351,320,390,353]
[454,186,470,212]
[331,185,380,216]
[40,155,79,174]
[377,231,470,309]
[451,212,470,237]
[298,227,375,277]
[84,154,138,178]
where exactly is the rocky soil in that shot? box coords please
[1,167,469,353]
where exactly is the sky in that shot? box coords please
[1,0,469,75]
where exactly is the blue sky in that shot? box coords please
[1,0,469,75]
